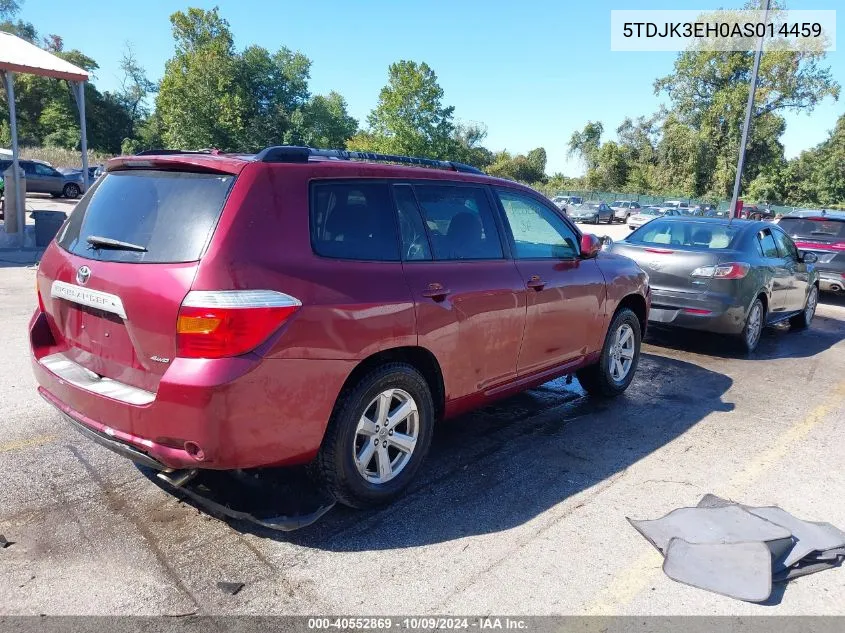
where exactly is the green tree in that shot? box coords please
[568,121,604,171]
[349,61,457,159]
[0,0,36,42]
[486,148,547,183]
[294,92,358,149]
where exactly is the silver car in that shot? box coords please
[610,200,642,223]
[0,159,85,199]
[628,206,665,230]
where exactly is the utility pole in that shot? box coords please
[729,0,772,225]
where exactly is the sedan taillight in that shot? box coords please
[176,290,301,359]
[691,262,750,279]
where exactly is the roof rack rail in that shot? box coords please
[135,148,220,156]
[254,145,483,174]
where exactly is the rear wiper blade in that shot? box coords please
[86,235,148,252]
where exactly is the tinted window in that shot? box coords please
[498,190,578,259]
[311,182,399,261]
[35,164,55,176]
[413,184,503,260]
[778,218,845,239]
[630,220,738,249]
[772,229,799,261]
[757,229,780,258]
[57,170,233,264]
[393,185,431,261]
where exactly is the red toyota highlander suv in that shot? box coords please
[30,147,650,509]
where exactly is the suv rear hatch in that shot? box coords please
[778,216,845,276]
[37,165,237,394]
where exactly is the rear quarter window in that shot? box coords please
[57,170,234,263]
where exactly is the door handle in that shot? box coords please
[526,275,546,291]
[422,283,450,301]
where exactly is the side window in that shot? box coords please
[35,164,55,176]
[772,229,799,261]
[21,162,37,176]
[757,229,780,258]
[310,182,400,261]
[392,185,431,261]
[497,189,579,259]
[413,184,503,260]
[632,202,640,209]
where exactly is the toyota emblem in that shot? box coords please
[76,266,91,285]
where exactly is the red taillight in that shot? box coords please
[683,308,713,315]
[691,262,750,279]
[176,290,300,359]
[645,247,674,254]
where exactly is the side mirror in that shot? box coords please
[580,233,602,259]
[801,251,818,264]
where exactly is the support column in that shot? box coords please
[2,70,25,237]
[72,80,89,191]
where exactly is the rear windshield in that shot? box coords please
[57,170,234,263]
[629,220,739,249]
[778,218,845,240]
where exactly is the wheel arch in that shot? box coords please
[339,346,446,421]
[615,293,648,336]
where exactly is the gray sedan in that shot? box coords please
[569,201,614,224]
[609,217,820,353]
[0,159,85,199]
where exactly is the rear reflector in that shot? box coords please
[691,262,750,279]
[683,308,713,315]
[176,290,301,359]
[645,247,674,254]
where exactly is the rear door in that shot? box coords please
[22,161,47,194]
[38,168,235,393]
[494,188,605,374]
[394,183,526,400]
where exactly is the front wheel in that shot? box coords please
[311,363,434,509]
[63,183,80,199]
[576,307,641,398]
[790,285,818,330]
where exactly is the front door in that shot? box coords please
[494,188,606,375]
[393,184,526,401]
[756,227,791,314]
[772,227,810,311]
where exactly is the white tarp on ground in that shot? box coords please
[0,32,89,81]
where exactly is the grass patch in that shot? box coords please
[18,147,115,169]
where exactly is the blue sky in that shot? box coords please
[16,0,844,175]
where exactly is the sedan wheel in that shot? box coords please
[63,183,80,199]
[738,298,764,353]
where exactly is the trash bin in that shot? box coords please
[31,210,67,247]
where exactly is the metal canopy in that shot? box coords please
[0,32,90,246]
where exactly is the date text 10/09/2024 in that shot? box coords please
[307,618,528,630]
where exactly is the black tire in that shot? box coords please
[576,307,642,398]
[737,297,765,354]
[790,285,818,330]
[311,363,434,509]
[63,183,80,199]
[624,214,629,224]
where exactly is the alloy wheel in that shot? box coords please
[746,302,763,348]
[353,388,419,484]
[609,323,635,383]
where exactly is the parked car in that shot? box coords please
[569,201,614,224]
[0,159,85,199]
[628,206,665,230]
[58,165,102,185]
[609,217,819,353]
[29,146,650,509]
[741,205,775,221]
[776,211,845,294]
[663,200,690,210]
[561,195,583,215]
[610,200,642,223]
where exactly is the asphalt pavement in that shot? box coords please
[1,243,844,616]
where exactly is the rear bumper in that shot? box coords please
[818,271,845,293]
[30,311,355,471]
[647,288,747,335]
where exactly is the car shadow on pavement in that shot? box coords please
[150,352,735,550]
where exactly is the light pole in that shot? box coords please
[729,0,772,225]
